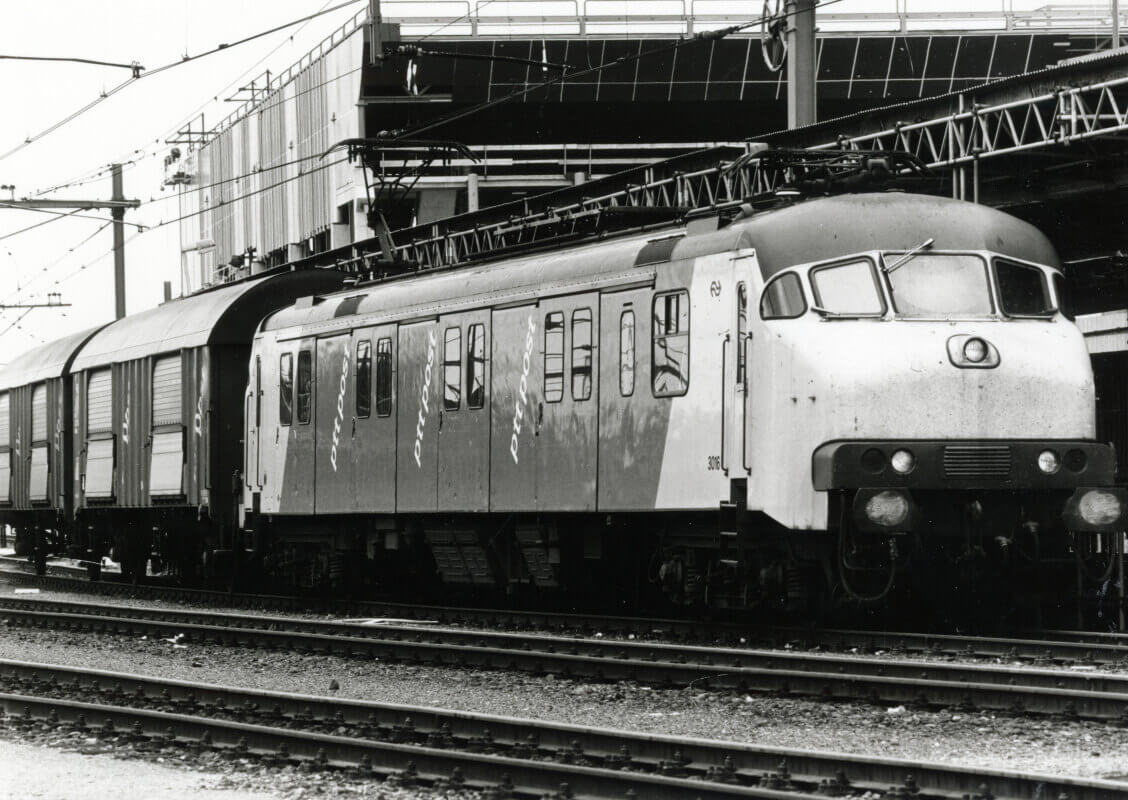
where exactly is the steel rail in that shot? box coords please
[4,597,1128,722]
[0,692,790,800]
[3,566,1127,666]
[4,658,1125,800]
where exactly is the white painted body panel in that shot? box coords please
[748,314,1095,530]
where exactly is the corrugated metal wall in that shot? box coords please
[152,355,182,427]
[0,392,9,446]
[31,384,47,442]
[87,370,113,433]
[181,27,364,283]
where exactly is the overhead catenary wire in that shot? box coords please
[0,54,141,73]
[0,0,366,165]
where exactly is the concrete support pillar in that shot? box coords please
[467,172,480,212]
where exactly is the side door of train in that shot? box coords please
[351,325,396,513]
[647,250,757,508]
[535,294,599,511]
[396,319,441,513]
[438,310,490,512]
[490,304,539,512]
[269,338,317,514]
[314,334,352,513]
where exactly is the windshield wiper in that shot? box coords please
[883,237,934,274]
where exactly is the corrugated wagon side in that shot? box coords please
[0,327,104,567]
[69,269,343,582]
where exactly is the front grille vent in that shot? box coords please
[943,445,1012,478]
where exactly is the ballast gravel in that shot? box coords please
[2,620,1128,786]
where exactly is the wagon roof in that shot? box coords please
[71,270,344,371]
[0,325,105,390]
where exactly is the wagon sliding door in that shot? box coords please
[84,369,114,501]
[150,354,185,499]
[29,383,49,503]
[314,335,351,513]
[352,325,396,513]
[438,310,490,512]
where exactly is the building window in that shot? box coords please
[544,311,565,402]
[652,290,689,397]
[375,337,393,417]
[356,341,371,418]
[444,327,461,411]
[279,353,293,426]
[620,310,635,397]
[467,323,485,409]
[571,308,592,401]
[296,349,312,424]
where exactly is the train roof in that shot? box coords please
[0,325,105,391]
[737,192,1060,275]
[261,192,1059,336]
[71,269,344,371]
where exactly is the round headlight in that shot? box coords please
[890,449,915,474]
[864,491,910,528]
[1064,449,1087,473]
[1037,449,1060,475]
[861,448,886,473]
[1079,489,1122,526]
[963,337,988,363]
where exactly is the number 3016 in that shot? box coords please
[706,456,722,471]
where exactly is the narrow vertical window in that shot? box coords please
[444,327,461,411]
[279,353,293,426]
[544,311,565,402]
[375,338,393,417]
[652,290,690,397]
[255,356,262,425]
[467,323,486,409]
[356,341,371,418]
[296,350,312,424]
[571,308,592,401]
[736,282,748,387]
[619,310,635,397]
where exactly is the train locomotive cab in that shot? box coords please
[744,193,1123,616]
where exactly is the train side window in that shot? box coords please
[443,327,461,411]
[995,259,1054,317]
[544,311,565,402]
[296,349,312,425]
[375,338,393,417]
[356,341,371,419]
[255,356,262,426]
[279,353,293,426]
[652,290,689,397]
[1053,273,1074,321]
[736,282,748,385]
[760,273,807,319]
[467,323,485,409]
[571,308,593,401]
[619,310,635,397]
[810,259,885,315]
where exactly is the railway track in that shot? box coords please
[3,563,1127,668]
[4,595,1128,723]
[3,658,1124,800]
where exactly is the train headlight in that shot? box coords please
[963,337,988,363]
[1037,449,1061,475]
[864,490,910,528]
[1078,490,1122,526]
[1064,449,1087,473]
[890,449,915,474]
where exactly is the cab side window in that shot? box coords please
[652,290,689,397]
[760,272,807,319]
[355,341,371,418]
[375,338,393,417]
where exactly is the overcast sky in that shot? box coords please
[0,0,1113,362]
